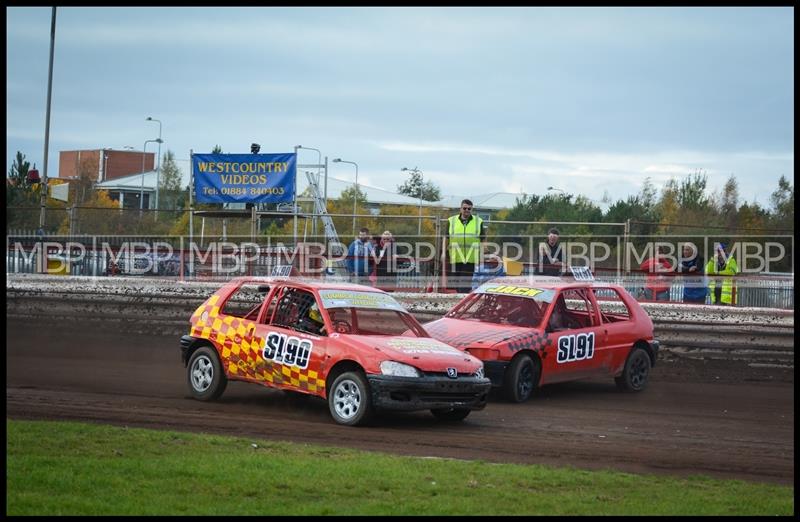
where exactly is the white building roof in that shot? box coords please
[95,170,157,191]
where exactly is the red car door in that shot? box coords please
[251,285,329,397]
[540,288,607,385]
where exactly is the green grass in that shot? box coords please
[6,419,793,515]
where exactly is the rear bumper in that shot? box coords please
[650,339,660,367]
[180,335,196,366]
[366,374,492,412]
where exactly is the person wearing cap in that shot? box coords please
[705,242,738,305]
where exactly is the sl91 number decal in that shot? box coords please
[557,332,595,363]
[264,332,313,369]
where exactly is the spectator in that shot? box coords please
[678,243,707,304]
[639,245,673,301]
[538,228,564,276]
[345,227,374,285]
[705,242,739,305]
[374,230,396,289]
[442,199,485,293]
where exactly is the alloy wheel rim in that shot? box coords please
[333,379,361,420]
[191,355,213,392]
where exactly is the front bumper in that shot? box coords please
[366,374,492,412]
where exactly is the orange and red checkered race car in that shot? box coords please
[424,277,659,403]
[180,277,491,426]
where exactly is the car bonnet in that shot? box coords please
[424,317,546,350]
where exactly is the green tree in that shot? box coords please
[769,175,794,230]
[158,150,183,211]
[211,145,223,154]
[397,170,442,202]
[6,151,38,208]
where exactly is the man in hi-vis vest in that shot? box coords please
[705,242,738,305]
[442,199,485,293]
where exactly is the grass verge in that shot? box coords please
[6,419,793,515]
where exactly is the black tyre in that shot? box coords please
[328,371,373,426]
[615,347,651,392]
[503,354,539,403]
[187,346,228,401]
[430,408,471,421]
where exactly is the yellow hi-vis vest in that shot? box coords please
[705,256,739,305]
[448,214,483,264]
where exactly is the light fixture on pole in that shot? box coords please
[547,186,566,194]
[146,117,162,213]
[140,138,163,210]
[332,158,359,236]
[401,166,423,235]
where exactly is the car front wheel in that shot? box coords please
[187,346,227,401]
[615,346,651,392]
[328,371,373,426]
[503,354,539,403]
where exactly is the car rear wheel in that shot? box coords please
[187,346,227,401]
[430,408,471,421]
[328,371,373,426]
[615,347,651,392]
[503,354,539,403]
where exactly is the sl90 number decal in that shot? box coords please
[557,332,595,363]
[264,332,313,369]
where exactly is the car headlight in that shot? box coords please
[380,361,421,377]
[474,366,485,379]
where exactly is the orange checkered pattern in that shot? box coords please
[189,292,326,394]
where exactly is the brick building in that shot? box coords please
[58,149,156,182]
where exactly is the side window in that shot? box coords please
[220,283,269,321]
[271,288,325,336]
[592,288,632,323]
[562,289,597,327]
[261,287,280,324]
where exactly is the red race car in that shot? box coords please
[424,277,659,402]
[180,278,491,425]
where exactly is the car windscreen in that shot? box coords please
[445,292,547,328]
[326,307,425,337]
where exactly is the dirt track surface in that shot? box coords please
[6,320,794,485]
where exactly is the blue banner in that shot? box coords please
[192,153,296,203]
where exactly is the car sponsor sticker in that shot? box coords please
[318,290,406,311]
[263,331,313,369]
[556,332,595,363]
[385,338,463,355]
[477,284,556,303]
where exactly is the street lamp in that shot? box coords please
[140,138,163,210]
[547,186,566,194]
[332,158,359,236]
[146,117,162,213]
[401,166,423,235]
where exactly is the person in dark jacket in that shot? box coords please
[679,242,707,304]
[538,227,564,276]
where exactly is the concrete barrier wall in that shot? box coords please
[7,274,793,367]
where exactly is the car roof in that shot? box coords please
[226,276,389,294]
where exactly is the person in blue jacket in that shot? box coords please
[346,227,375,285]
[679,242,707,304]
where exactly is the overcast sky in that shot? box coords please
[6,6,794,209]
